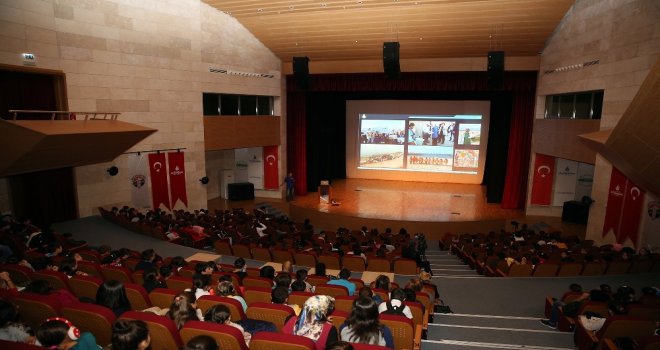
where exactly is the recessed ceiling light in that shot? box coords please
[321,3,327,7]
[289,5,294,10]
[257,8,262,12]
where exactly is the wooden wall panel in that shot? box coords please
[532,119,600,163]
[204,116,280,150]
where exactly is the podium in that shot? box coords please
[227,182,254,201]
[561,200,589,224]
[319,180,331,203]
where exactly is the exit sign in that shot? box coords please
[22,53,36,66]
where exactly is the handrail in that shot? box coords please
[8,110,121,121]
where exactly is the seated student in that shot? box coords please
[190,274,214,300]
[204,304,251,345]
[313,263,329,278]
[170,256,186,273]
[419,271,440,302]
[291,280,308,292]
[373,275,391,293]
[295,269,314,292]
[346,243,367,262]
[260,265,276,285]
[339,297,394,349]
[143,267,167,293]
[378,288,413,319]
[97,280,132,317]
[59,257,88,278]
[184,335,219,350]
[0,271,19,299]
[541,288,610,329]
[283,295,337,350]
[111,319,151,350]
[134,249,157,271]
[233,258,248,282]
[0,300,33,344]
[167,291,204,329]
[36,317,98,350]
[272,286,301,316]
[26,279,78,306]
[327,268,356,296]
[358,286,382,305]
[195,262,214,276]
[274,273,293,292]
[216,281,248,313]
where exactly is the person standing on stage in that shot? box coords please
[284,172,295,201]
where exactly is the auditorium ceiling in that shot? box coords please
[202,0,576,62]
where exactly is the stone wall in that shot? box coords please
[530,0,660,245]
[0,0,281,217]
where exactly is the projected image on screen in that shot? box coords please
[359,114,483,174]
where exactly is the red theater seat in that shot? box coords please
[250,331,316,350]
[180,321,248,350]
[119,310,183,350]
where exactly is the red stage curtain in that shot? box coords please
[286,71,537,209]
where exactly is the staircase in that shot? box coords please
[424,250,480,277]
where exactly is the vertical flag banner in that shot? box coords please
[148,152,171,210]
[168,152,188,208]
[128,154,150,209]
[263,145,279,190]
[552,158,578,206]
[602,167,627,239]
[619,177,644,245]
[530,153,555,205]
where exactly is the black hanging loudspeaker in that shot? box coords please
[293,57,310,90]
[487,51,504,89]
[383,42,400,79]
[199,176,209,185]
[107,166,119,176]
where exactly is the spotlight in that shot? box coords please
[199,176,209,184]
[107,166,119,176]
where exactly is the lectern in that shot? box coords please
[319,180,331,203]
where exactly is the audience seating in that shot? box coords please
[367,258,392,272]
[243,287,273,306]
[166,275,192,292]
[581,262,607,276]
[246,302,295,331]
[32,270,70,291]
[124,283,152,310]
[605,261,631,275]
[13,293,62,329]
[315,284,349,297]
[78,249,102,262]
[328,310,349,331]
[373,288,390,302]
[1,264,33,286]
[100,265,133,284]
[119,311,183,350]
[245,267,261,277]
[177,266,196,278]
[574,316,657,350]
[232,244,252,259]
[214,240,233,256]
[197,295,247,321]
[0,339,43,350]
[556,263,583,277]
[318,255,341,270]
[393,259,418,275]
[122,258,141,271]
[306,275,329,287]
[288,291,316,309]
[272,249,294,264]
[180,321,248,350]
[351,344,392,350]
[148,288,178,309]
[250,332,316,350]
[628,259,654,274]
[68,274,103,300]
[243,276,273,289]
[76,260,103,278]
[350,278,365,290]
[497,264,533,277]
[342,256,366,272]
[544,291,583,318]
[379,313,415,350]
[557,301,609,332]
[334,295,357,313]
[61,302,116,346]
[293,253,317,267]
[626,304,660,321]
[532,263,559,277]
[217,272,241,287]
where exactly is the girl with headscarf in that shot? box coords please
[282,295,338,350]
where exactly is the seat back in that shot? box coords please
[124,283,152,310]
[379,313,415,350]
[243,287,273,306]
[334,295,357,313]
[177,266,196,279]
[294,253,317,268]
[62,302,116,346]
[13,293,62,329]
[32,270,70,291]
[246,302,294,331]
[119,311,183,350]
[582,262,607,276]
[242,276,273,289]
[351,344,392,350]
[342,256,366,272]
[77,249,101,262]
[403,301,424,327]
[232,244,252,259]
[367,258,392,272]
[68,274,103,300]
[306,275,329,287]
[214,240,233,255]
[625,304,660,321]
[393,259,418,275]
[532,263,559,277]
[318,255,341,270]
[597,316,657,342]
[506,264,533,277]
[629,260,653,274]
[288,292,316,309]
[2,264,34,285]
[250,331,316,350]
[101,265,133,284]
[373,288,389,302]
[557,263,583,276]
[605,261,631,275]
[350,278,365,291]
[251,247,273,262]
[272,249,294,264]
[415,292,431,314]
[197,295,247,321]
[216,272,241,287]
[315,284,349,298]
[166,275,192,292]
[148,288,178,309]
[76,260,103,278]
[180,321,248,350]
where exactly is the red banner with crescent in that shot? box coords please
[168,152,188,208]
[263,145,279,190]
[619,178,644,245]
[530,153,555,205]
[602,167,627,239]
[148,153,171,210]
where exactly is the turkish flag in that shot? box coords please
[168,152,188,208]
[148,153,171,210]
[530,153,555,205]
[602,167,627,238]
[619,179,644,245]
[263,145,279,190]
